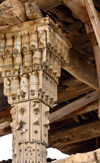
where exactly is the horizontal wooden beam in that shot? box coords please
[50,120,100,147]
[64,0,89,23]
[76,100,98,115]
[0,17,55,34]
[57,76,93,104]
[0,84,9,111]
[36,0,63,10]
[64,49,99,90]
[53,100,98,124]
[0,107,11,124]
[0,121,11,137]
[50,91,99,123]
[0,0,27,26]
[58,137,99,154]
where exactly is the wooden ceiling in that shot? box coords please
[0,0,100,155]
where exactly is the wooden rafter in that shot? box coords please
[0,121,11,137]
[63,0,89,23]
[50,91,99,123]
[64,49,99,90]
[50,120,100,147]
[84,0,100,48]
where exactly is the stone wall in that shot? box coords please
[52,148,100,163]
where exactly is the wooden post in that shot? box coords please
[84,0,100,48]
[93,46,100,118]
[85,24,100,118]
[84,0,100,118]
[0,17,70,162]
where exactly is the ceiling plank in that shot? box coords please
[0,107,11,124]
[63,0,89,23]
[57,77,93,104]
[50,91,99,123]
[56,137,99,154]
[50,120,100,147]
[0,121,11,137]
[64,49,99,90]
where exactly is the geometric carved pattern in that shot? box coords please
[10,101,49,162]
[0,17,71,162]
[19,143,47,163]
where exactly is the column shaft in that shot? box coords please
[0,17,70,162]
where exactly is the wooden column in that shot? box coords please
[93,46,100,118]
[84,0,100,48]
[84,0,100,118]
[0,17,70,162]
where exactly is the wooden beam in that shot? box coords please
[76,100,98,115]
[64,49,99,90]
[63,0,89,23]
[36,0,63,10]
[57,137,99,154]
[0,121,11,137]
[85,22,97,46]
[50,91,99,123]
[50,120,100,147]
[0,84,9,111]
[57,76,93,104]
[0,107,11,124]
[25,2,43,20]
[85,14,100,119]
[50,100,98,131]
[93,46,100,118]
[0,0,27,25]
[0,17,55,34]
[57,100,98,121]
[93,46,100,88]
[48,7,75,24]
[84,0,100,48]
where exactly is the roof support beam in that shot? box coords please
[50,91,99,123]
[50,120,100,148]
[84,0,100,48]
[63,0,89,23]
[64,49,99,90]
[0,121,11,137]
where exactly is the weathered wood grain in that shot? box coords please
[0,0,27,25]
[64,49,99,90]
[25,2,43,20]
[57,76,93,104]
[56,138,100,154]
[0,121,11,137]
[84,0,100,48]
[0,107,11,124]
[50,120,100,147]
[64,0,89,23]
[50,91,99,123]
